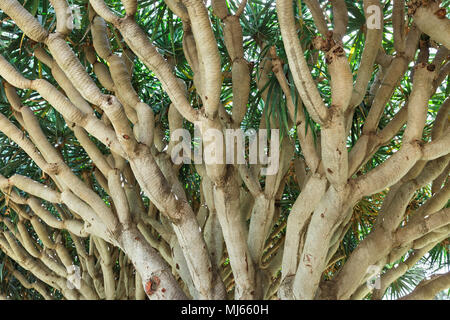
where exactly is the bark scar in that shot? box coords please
[144,275,161,295]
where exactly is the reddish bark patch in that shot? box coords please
[304,254,313,268]
[145,281,152,295]
[435,8,446,19]
[144,276,161,295]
